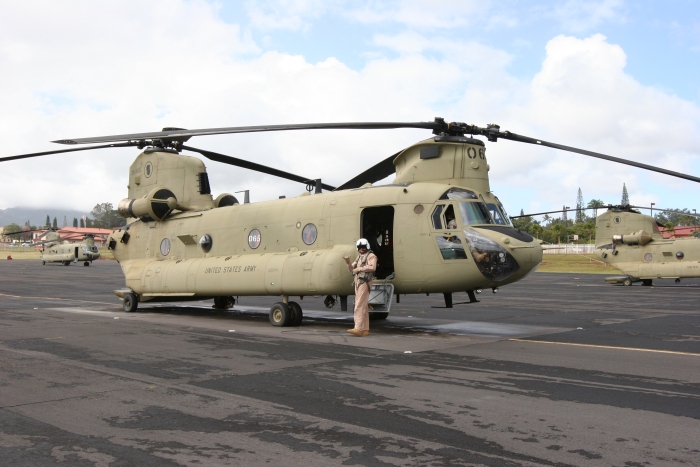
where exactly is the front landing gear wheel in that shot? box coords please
[288,301,303,326]
[123,293,138,312]
[269,302,291,327]
[63,261,70,266]
[84,261,90,266]
[623,277,632,286]
[642,279,653,286]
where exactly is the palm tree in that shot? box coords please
[587,199,605,218]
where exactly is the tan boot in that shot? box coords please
[347,329,362,336]
[360,330,369,336]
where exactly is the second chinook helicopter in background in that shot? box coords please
[30,229,102,266]
[513,205,700,286]
[4,118,700,324]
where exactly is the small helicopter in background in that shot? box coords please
[3,118,699,324]
[512,205,700,286]
[30,228,103,266]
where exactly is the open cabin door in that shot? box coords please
[361,206,394,279]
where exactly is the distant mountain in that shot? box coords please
[0,207,90,228]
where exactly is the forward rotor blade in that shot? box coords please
[181,145,336,191]
[0,142,136,163]
[334,151,402,191]
[54,122,440,145]
[510,208,583,219]
[496,132,700,184]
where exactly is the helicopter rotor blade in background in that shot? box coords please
[509,208,584,219]
[181,145,336,191]
[334,151,402,191]
[511,205,700,220]
[0,142,136,163]
[52,122,441,145]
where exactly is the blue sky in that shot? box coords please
[0,0,699,216]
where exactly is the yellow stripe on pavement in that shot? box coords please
[509,339,700,357]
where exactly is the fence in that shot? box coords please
[542,244,596,254]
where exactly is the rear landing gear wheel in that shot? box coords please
[369,312,389,320]
[42,261,45,265]
[63,261,70,266]
[288,301,303,326]
[675,278,681,284]
[623,277,632,286]
[642,279,653,286]
[123,293,138,313]
[84,261,90,266]
[269,302,291,327]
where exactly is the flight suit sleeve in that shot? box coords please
[356,253,377,273]
[348,257,358,274]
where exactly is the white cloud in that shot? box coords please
[245,0,332,31]
[549,0,626,32]
[346,0,484,29]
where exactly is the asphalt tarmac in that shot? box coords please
[1,259,699,466]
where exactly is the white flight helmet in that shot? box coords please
[356,238,370,250]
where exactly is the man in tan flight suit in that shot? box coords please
[343,238,377,337]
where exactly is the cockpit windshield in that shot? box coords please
[486,203,510,226]
[458,202,493,225]
[440,188,479,200]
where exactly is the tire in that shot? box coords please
[642,279,653,286]
[623,277,632,286]
[269,302,291,327]
[42,261,45,265]
[369,312,389,320]
[123,293,138,312]
[288,301,303,327]
[64,261,70,266]
[84,262,90,266]
[213,296,229,309]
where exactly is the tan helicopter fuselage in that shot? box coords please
[108,138,543,302]
[594,210,700,281]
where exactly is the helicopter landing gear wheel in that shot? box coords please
[42,261,45,265]
[288,301,303,327]
[63,261,70,266]
[623,277,632,286]
[269,302,291,327]
[675,278,681,284]
[369,312,389,320]
[123,293,138,313]
[84,261,90,266]
[214,296,235,309]
[642,279,653,286]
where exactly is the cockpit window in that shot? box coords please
[498,204,513,226]
[439,188,479,200]
[436,235,467,259]
[432,205,444,229]
[444,205,457,229]
[487,203,508,225]
[458,202,493,225]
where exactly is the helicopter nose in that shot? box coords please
[466,227,542,284]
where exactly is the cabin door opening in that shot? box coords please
[74,247,79,259]
[361,206,394,279]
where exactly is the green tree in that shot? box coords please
[3,223,23,240]
[52,217,57,228]
[664,222,675,236]
[575,188,585,223]
[90,202,122,228]
[45,215,50,227]
[587,199,605,218]
[79,218,85,228]
[621,183,629,205]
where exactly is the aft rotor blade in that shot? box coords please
[181,145,336,191]
[0,142,136,163]
[629,205,700,218]
[497,132,700,184]
[334,150,402,191]
[54,122,440,145]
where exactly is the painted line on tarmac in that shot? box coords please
[0,292,116,306]
[509,338,700,357]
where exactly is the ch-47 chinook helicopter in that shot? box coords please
[512,204,700,287]
[29,229,102,266]
[4,118,699,325]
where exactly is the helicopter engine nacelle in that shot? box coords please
[213,193,239,208]
[118,187,177,221]
[612,230,651,246]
